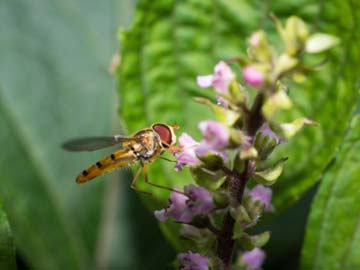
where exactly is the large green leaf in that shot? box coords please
[118,0,358,235]
[300,114,360,270]
[0,0,135,268]
[0,202,16,270]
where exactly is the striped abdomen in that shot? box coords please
[76,148,138,183]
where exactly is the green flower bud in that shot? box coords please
[282,16,309,56]
[240,146,258,160]
[253,157,288,186]
[248,30,273,62]
[305,33,340,53]
[262,89,292,119]
[230,205,252,224]
[190,166,226,191]
[229,80,247,103]
[273,53,299,78]
[194,97,240,126]
[272,117,318,139]
[243,196,265,221]
[180,224,216,252]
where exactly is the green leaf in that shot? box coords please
[0,0,136,269]
[117,0,359,250]
[300,114,360,270]
[0,203,16,270]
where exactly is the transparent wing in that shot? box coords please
[62,135,136,152]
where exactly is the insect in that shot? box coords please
[62,123,179,195]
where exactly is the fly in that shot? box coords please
[62,123,180,196]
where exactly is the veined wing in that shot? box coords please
[62,135,136,152]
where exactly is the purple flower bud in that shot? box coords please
[243,66,264,88]
[197,61,235,94]
[249,185,274,213]
[184,185,214,215]
[178,251,209,270]
[175,133,201,171]
[154,185,214,223]
[239,248,266,270]
[258,123,282,145]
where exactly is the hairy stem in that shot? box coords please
[247,93,265,136]
[216,93,264,269]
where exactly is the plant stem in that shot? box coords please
[216,93,264,269]
[247,93,265,136]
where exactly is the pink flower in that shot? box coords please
[195,120,229,161]
[199,120,229,148]
[175,133,201,171]
[239,248,266,270]
[249,185,274,213]
[243,66,264,88]
[175,122,230,170]
[154,190,192,222]
[197,61,235,94]
[184,185,214,215]
[178,251,209,270]
[154,185,214,223]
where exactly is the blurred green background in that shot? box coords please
[0,0,359,270]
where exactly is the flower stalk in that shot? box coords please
[151,15,338,270]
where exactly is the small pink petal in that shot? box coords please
[197,75,214,88]
[198,120,229,148]
[178,133,198,148]
[249,32,261,47]
[154,210,168,222]
[240,248,266,270]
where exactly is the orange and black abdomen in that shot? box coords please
[76,148,137,183]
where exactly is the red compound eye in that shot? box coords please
[152,124,173,147]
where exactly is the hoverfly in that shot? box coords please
[63,123,179,195]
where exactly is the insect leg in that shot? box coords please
[130,167,153,197]
[159,156,176,162]
[142,162,186,195]
[130,167,162,202]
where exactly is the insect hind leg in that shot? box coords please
[130,166,161,202]
[142,162,186,195]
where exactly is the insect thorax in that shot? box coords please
[132,129,161,159]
